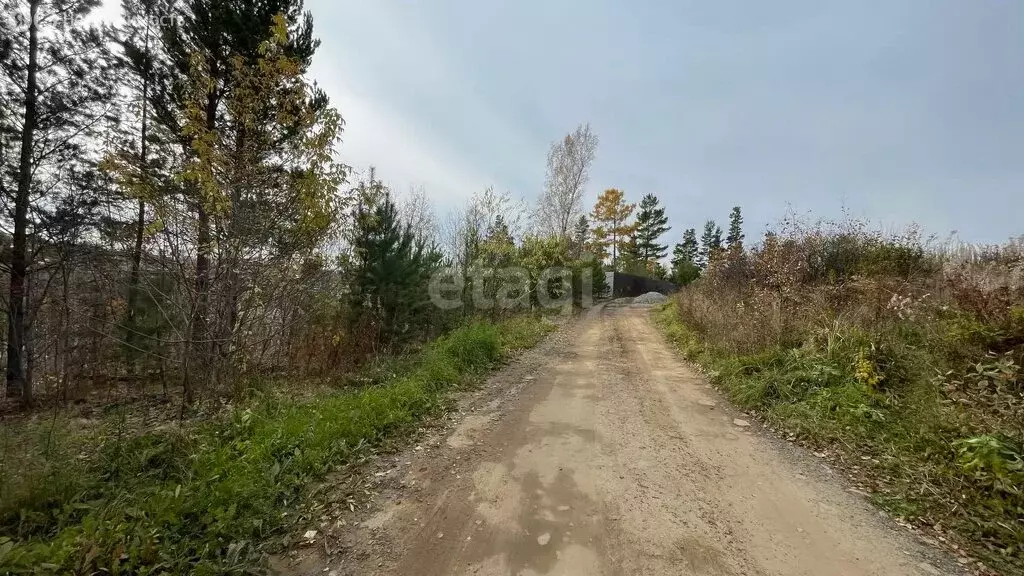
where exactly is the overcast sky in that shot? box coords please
[95,0,1024,245]
[303,0,1023,245]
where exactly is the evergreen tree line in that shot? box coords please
[578,185,746,287]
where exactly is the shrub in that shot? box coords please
[655,217,1024,571]
[955,435,1024,494]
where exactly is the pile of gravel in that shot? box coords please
[631,291,669,306]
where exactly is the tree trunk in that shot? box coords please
[59,267,71,403]
[6,0,39,407]
[126,197,145,375]
[184,92,218,403]
[127,201,145,319]
[24,268,35,400]
[216,129,247,386]
[611,224,619,270]
[186,204,209,404]
[126,40,150,374]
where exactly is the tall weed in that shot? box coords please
[656,220,1024,573]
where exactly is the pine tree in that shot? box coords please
[0,0,113,405]
[478,214,516,281]
[671,228,700,284]
[618,235,642,274]
[698,220,723,268]
[105,0,170,373]
[633,193,670,264]
[487,214,513,246]
[349,188,441,347]
[726,206,744,250]
[149,0,329,398]
[681,228,699,262]
[572,214,589,257]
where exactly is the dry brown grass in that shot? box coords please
[659,218,1024,573]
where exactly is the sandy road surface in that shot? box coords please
[280,303,961,576]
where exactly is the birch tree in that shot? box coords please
[535,123,597,238]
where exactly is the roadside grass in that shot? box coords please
[655,300,1023,574]
[0,315,555,574]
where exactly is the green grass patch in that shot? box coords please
[0,315,555,574]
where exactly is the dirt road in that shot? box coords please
[283,303,961,576]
